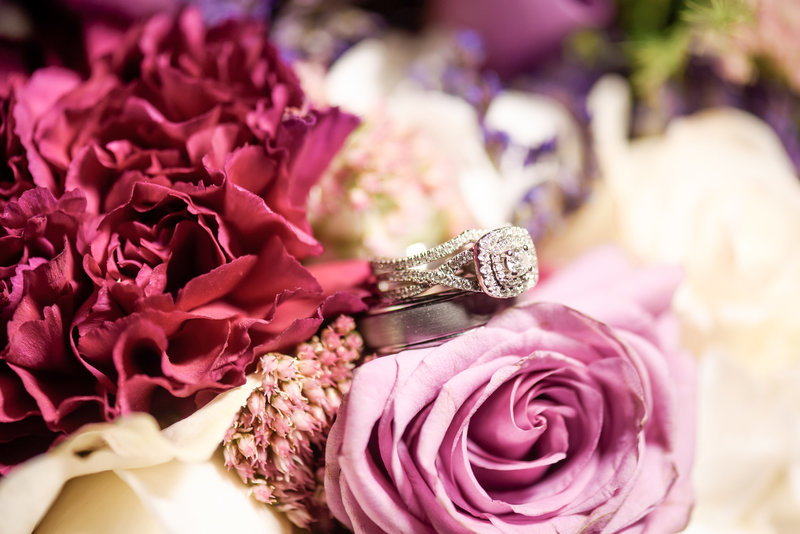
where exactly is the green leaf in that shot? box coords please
[627,28,692,96]
[681,0,753,30]
[617,0,684,37]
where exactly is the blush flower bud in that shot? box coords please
[223,315,367,529]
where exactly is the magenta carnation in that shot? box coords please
[0,8,365,474]
[0,88,34,209]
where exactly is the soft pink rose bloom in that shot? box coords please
[429,0,614,77]
[326,248,695,533]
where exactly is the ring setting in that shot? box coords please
[370,226,538,301]
[475,226,538,298]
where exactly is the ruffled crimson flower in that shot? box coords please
[0,8,365,474]
[0,187,98,467]
[0,88,34,210]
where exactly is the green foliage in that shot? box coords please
[627,28,692,96]
[681,0,752,30]
[617,0,684,37]
[617,0,753,96]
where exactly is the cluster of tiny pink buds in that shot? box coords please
[307,118,472,259]
[223,315,366,530]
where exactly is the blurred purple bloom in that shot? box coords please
[429,0,614,78]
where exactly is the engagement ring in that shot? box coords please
[370,226,538,301]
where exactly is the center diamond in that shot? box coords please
[503,248,532,276]
[474,226,539,298]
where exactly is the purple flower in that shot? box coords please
[325,248,695,533]
[429,0,614,77]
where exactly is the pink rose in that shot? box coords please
[0,8,365,474]
[429,0,614,77]
[325,248,695,533]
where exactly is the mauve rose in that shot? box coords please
[429,0,614,77]
[0,8,364,474]
[326,249,695,533]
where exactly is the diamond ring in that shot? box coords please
[370,226,538,301]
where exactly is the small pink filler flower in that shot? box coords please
[223,315,367,530]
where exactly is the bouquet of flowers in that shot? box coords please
[0,1,798,533]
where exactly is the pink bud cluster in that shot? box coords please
[307,118,474,258]
[223,315,367,529]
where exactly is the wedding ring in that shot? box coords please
[370,226,538,302]
[359,291,516,354]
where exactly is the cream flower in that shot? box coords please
[542,74,800,533]
[0,378,293,534]
[546,75,800,376]
[683,352,800,534]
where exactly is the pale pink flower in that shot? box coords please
[326,249,695,534]
[223,316,366,530]
[307,116,474,258]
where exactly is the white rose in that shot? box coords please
[683,352,800,534]
[543,74,800,533]
[0,378,293,534]
[546,74,800,376]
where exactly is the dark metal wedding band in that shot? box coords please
[358,290,517,355]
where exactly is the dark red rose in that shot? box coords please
[0,8,364,474]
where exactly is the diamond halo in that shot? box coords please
[475,226,538,298]
[370,226,538,301]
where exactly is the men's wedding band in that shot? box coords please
[358,291,517,355]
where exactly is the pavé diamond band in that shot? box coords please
[370,226,539,302]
